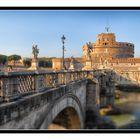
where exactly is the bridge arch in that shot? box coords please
[39,93,85,129]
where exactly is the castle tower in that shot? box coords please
[83,32,134,60]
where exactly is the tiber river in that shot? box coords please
[107,90,140,129]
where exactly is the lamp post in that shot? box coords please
[61,35,66,70]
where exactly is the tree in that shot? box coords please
[39,60,46,67]
[0,55,7,66]
[23,58,31,67]
[38,57,52,67]
[46,60,52,67]
[8,54,21,66]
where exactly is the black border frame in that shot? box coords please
[0,7,140,10]
[0,6,140,133]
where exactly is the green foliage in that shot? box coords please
[8,54,21,66]
[23,58,31,67]
[38,57,52,67]
[0,54,7,65]
[8,54,21,62]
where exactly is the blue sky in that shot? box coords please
[0,10,140,58]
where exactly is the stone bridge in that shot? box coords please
[0,68,136,129]
[114,69,140,85]
[0,70,100,129]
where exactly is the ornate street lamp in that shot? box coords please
[61,35,66,70]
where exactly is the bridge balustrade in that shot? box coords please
[0,70,93,103]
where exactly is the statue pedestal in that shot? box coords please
[69,63,75,70]
[28,59,39,70]
[82,60,92,70]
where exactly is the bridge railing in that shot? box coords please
[0,70,96,103]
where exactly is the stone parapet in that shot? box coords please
[0,79,87,129]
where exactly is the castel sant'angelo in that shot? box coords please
[52,29,140,71]
[83,32,134,59]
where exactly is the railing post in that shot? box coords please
[75,71,78,80]
[66,72,70,83]
[34,72,39,92]
[35,73,46,92]
[3,76,20,102]
[61,72,64,84]
[84,71,88,78]
[70,72,74,81]
[0,78,5,102]
[65,71,69,84]
[81,71,83,79]
[76,71,79,80]
[64,71,67,85]
[58,72,62,85]
[52,72,58,87]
